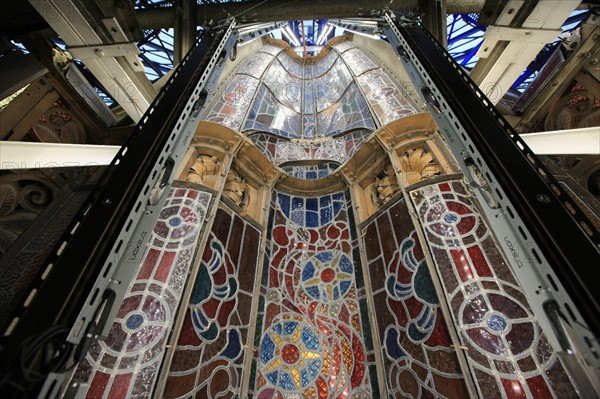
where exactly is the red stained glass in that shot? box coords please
[108,373,132,398]
[526,375,553,399]
[154,251,176,282]
[501,378,527,399]
[467,245,493,277]
[450,249,474,281]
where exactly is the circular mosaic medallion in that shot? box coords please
[259,314,325,391]
[300,251,354,302]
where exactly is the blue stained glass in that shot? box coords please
[315,252,333,263]
[487,314,508,332]
[273,323,282,335]
[221,329,242,359]
[266,371,278,385]
[332,192,344,201]
[339,255,353,273]
[279,371,296,389]
[291,210,304,225]
[306,286,320,299]
[302,262,316,281]
[306,211,319,228]
[307,359,321,376]
[284,321,298,335]
[301,369,310,387]
[306,198,318,211]
[340,280,351,295]
[126,314,143,330]
[320,206,332,225]
[333,286,340,299]
[385,328,405,359]
[278,194,290,216]
[320,195,331,208]
[333,201,343,216]
[292,197,304,211]
[261,335,275,363]
[302,327,319,350]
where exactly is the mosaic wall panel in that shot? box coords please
[363,198,469,398]
[316,83,375,137]
[164,204,262,398]
[250,190,379,398]
[70,188,212,398]
[248,130,371,167]
[409,180,579,399]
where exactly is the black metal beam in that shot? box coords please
[0,24,226,397]
[395,20,600,338]
[135,0,487,29]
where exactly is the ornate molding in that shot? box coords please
[398,147,440,187]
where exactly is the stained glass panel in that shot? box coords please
[363,198,469,398]
[331,41,357,54]
[264,60,303,112]
[312,50,339,77]
[340,48,378,77]
[237,50,275,79]
[250,190,378,398]
[204,74,260,131]
[314,59,353,112]
[244,85,302,138]
[356,69,418,126]
[248,130,371,167]
[277,51,304,78]
[69,188,212,398]
[316,83,375,137]
[280,162,341,180]
[409,180,579,399]
[164,205,261,398]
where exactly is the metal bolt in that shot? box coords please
[536,193,550,203]
[95,48,106,57]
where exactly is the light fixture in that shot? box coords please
[316,25,334,46]
[282,25,301,47]
[347,29,381,40]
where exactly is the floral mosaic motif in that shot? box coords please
[363,199,469,398]
[165,206,262,398]
[386,232,439,343]
[252,190,377,398]
[410,180,579,399]
[69,188,212,398]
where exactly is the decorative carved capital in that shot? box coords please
[187,155,221,185]
[398,148,440,186]
[223,170,247,208]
